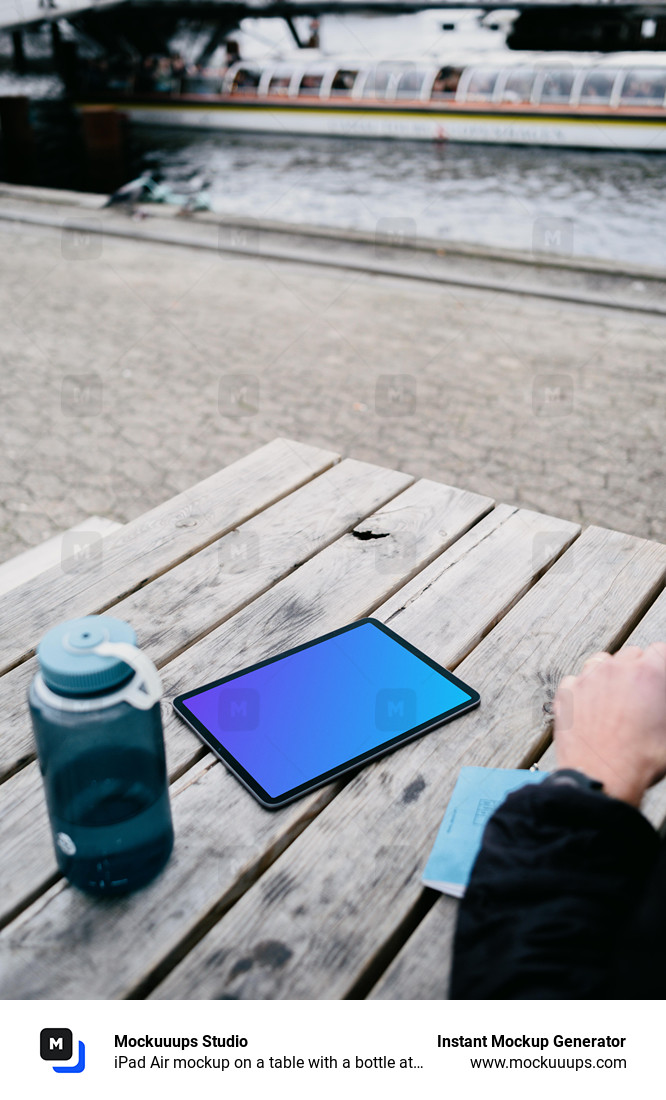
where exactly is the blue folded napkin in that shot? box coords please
[423,766,548,897]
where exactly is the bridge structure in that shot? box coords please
[1,0,666,71]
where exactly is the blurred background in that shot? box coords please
[0,0,664,575]
[1,3,666,260]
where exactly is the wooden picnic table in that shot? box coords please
[1,436,665,1000]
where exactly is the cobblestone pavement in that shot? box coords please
[1,207,665,567]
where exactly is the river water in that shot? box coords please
[132,127,666,267]
[0,73,664,267]
[2,7,665,268]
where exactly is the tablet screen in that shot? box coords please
[174,619,479,806]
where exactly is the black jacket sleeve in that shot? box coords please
[607,839,666,998]
[449,780,661,999]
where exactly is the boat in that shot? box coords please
[77,51,666,151]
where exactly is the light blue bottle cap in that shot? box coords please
[37,615,137,696]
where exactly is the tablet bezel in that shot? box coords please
[172,617,480,809]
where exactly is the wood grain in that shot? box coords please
[0,765,55,930]
[151,524,666,1000]
[0,479,493,998]
[0,516,122,598]
[0,438,337,676]
[369,894,459,999]
[156,477,493,779]
[0,457,412,783]
[371,533,666,1001]
[148,506,579,999]
[0,458,414,926]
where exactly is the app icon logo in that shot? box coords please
[40,1028,86,1073]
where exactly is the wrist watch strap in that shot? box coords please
[546,768,605,793]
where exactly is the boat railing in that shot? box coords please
[224,61,666,108]
[80,56,666,111]
[453,63,666,107]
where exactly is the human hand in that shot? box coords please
[553,643,666,807]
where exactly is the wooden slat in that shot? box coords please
[147,505,579,999]
[0,662,54,780]
[372,567,666,1002]
[0,767,55,930]
[0,517,122,598]
[151,524,666,1000]
[369,894,458,1000]
[156,478,493,778]
[0,458,416,925]
[0,438,338,676]
[0,479,494,998]
[0,457,412,783]
[537,587,666,828]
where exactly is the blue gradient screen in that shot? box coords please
[182,622,473,799]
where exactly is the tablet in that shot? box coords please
[172,618,480,808]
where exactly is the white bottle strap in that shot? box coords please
[92,642,162,711]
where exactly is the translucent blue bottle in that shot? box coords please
[29,615,174,895]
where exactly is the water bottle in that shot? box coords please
[29,615,174,895]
